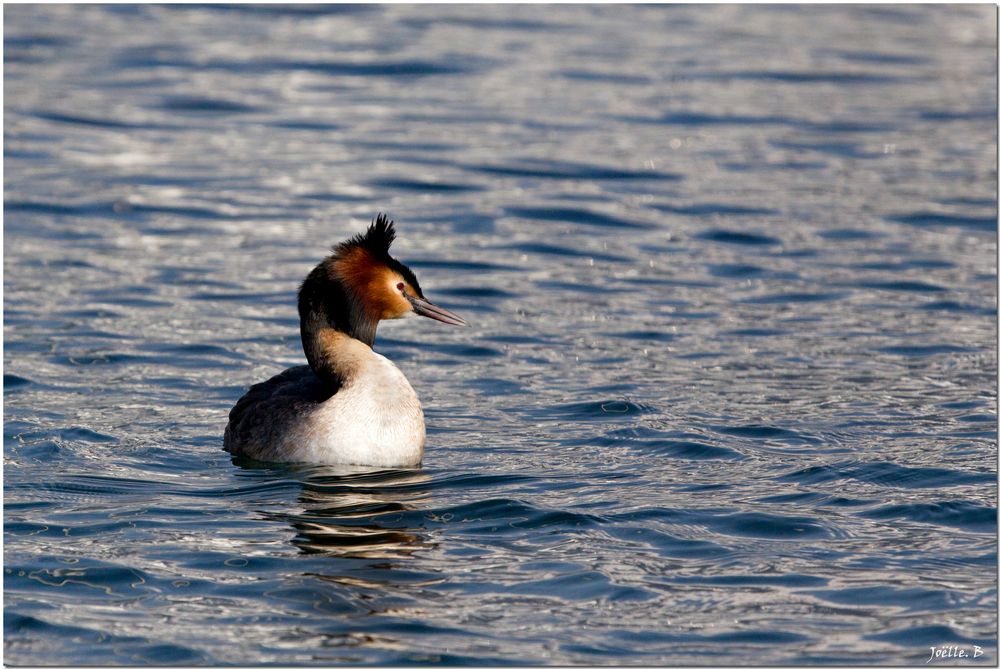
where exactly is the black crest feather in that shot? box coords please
[337,213,396,258]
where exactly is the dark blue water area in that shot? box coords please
[4,3,998,666]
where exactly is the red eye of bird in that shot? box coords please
[397,282,405,292]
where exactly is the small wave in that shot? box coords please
[875,344,977,358]
[721,160,828,172]
[645,112,896,134]
[853,259,954,272]
[607,330,678,342]
[804,584,974,612]
[4,374,32,391]
[4,34,75,48]
[434,286,517,298]
[58,427,116,443]
[816,228,884,240]
[506,206,653,230]
[8,562,154,599]
[654,202,779,217]
[771,139,881,159]
[158,96,261,114]
[4,612,209,664]
[639,439,742,460]
[827,49,929,66]
[268,119,341,131]
[429,498,604,535]
[740,292,845,304]
[33,110,169,130]
[504,569,654,602]
[5,198,239,221]
[886,212,997,232]
[603,525,734,559]
[918,109,996,121]
[368,177,485,193]
[165,4,374,16]
[707,511,831,540]
[51,352,150,367]
[860,500,996,533]
[499,241,629,262]
[866,624,993,648]
[707,630,811,644]
[778,461,994,489]
[714,424,822,445]
[694,70,907,84]
[673,573,828,587]
[598,426,742,460]
[407,259,518,273]
[469,158,680,181]
[695,229,780,245]
[723,328,789,337]
[935,197,996,208]
[652,111,793,126]
[150,57,479,77]
[858,280,946,293]
[557,69,650,85]
[543,399,654,421]
[190,289,288,303]
[423,342,505,359]
[408,14,570,32]
[707,263,768,278]
[5,200,106,217]
[271,58,474,77]
[919,301,995,316]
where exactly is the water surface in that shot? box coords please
[4,4,997,665]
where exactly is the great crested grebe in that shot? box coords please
[224,214,466,467]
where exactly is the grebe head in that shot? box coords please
[298,214,466,349]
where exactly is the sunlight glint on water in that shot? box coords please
[4,4,997,665]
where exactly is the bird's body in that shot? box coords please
[224,215,465,467]
[225,357,424,467]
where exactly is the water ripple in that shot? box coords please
[778,461,994,488]
[468,158,680,181]
[695,229,781,245]
[4,4,996,666]
[505,206,653,230]
[859,500,996,532]
[886,212,998,232]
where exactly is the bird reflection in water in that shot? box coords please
[286,468,434,561]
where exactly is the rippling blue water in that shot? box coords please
[4,4,997,665]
